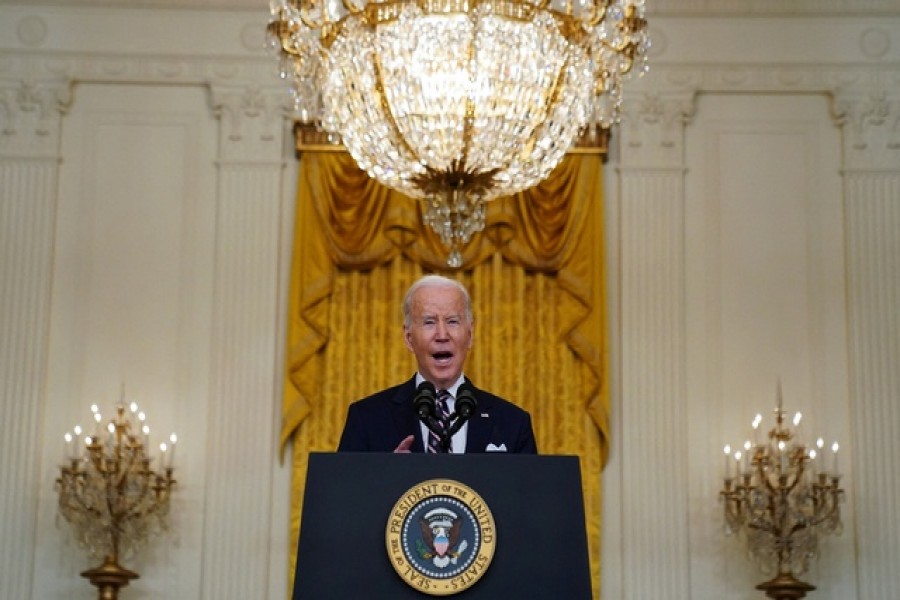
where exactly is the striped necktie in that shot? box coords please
[427,389,452,453]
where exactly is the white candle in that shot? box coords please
[752,414,762,445]
[64,432,73,461]
[723,445,731,478]
[159,442,168,470]
[743,440,752,472]
[167,433,178,468]
[831,442,840,474]
[778,440,786,472]
[73,425,83,459]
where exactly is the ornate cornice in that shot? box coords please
[616,91,696,167]
[833,90,900,169]
[0,50,280,89]
[630,62,900,95]
[617,57,900,169]
[0,49,293,160]
[0,79,71,158]
[210,85,290,163]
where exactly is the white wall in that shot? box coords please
[1,2,898,599]
[0,4,295,599]
[602,8,900,600]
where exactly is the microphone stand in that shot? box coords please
[444,413,468,451]
[417,411,442,437]
[441,383,478,452]
[440,418,454,453]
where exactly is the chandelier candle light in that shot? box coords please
[56,401,177,600]
[719,384,843,600]
[267,0,649,266]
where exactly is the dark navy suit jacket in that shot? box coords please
[337,377,538,453]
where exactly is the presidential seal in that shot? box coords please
[386,479,496,596]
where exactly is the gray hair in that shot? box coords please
[402,275,473,327]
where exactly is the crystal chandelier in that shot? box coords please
[719,386,843,600]
[268,0,649,266]
[56,401,177,600]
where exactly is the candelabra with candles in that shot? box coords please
[56,401,177,600]
[720,387,843,600]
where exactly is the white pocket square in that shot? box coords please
[486,443,507,452]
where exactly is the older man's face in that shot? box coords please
[404,285,473,390]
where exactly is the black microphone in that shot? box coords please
[454,382,478,420]
[413,381,443,437]
[446,381,478,439]
[414,380,437,418]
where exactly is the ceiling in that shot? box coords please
[3,0,897,15]
[2,0,265,10]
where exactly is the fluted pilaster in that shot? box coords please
[0,78,67,600]
[615,92,695,599]
[200,85,288,600]
[839,91,900,600]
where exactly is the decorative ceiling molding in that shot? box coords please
[7,0,899,14]
[631,62,900,95]
[618,63,900,171]
[0,49,281,88]
[2,4,897,167]
[0,49,292,149]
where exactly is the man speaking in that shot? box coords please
[337,275,537,454]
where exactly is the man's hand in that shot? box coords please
[394,435,414,453]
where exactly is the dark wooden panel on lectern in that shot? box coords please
[292,452,592,599]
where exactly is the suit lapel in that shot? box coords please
[464,384,494,453]
[390,377,425,452]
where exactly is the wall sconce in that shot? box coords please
[56,400,177,600]
[719,384,843,600]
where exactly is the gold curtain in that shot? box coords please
[282,152,609,598]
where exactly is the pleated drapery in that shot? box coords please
[282,152,609,598]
